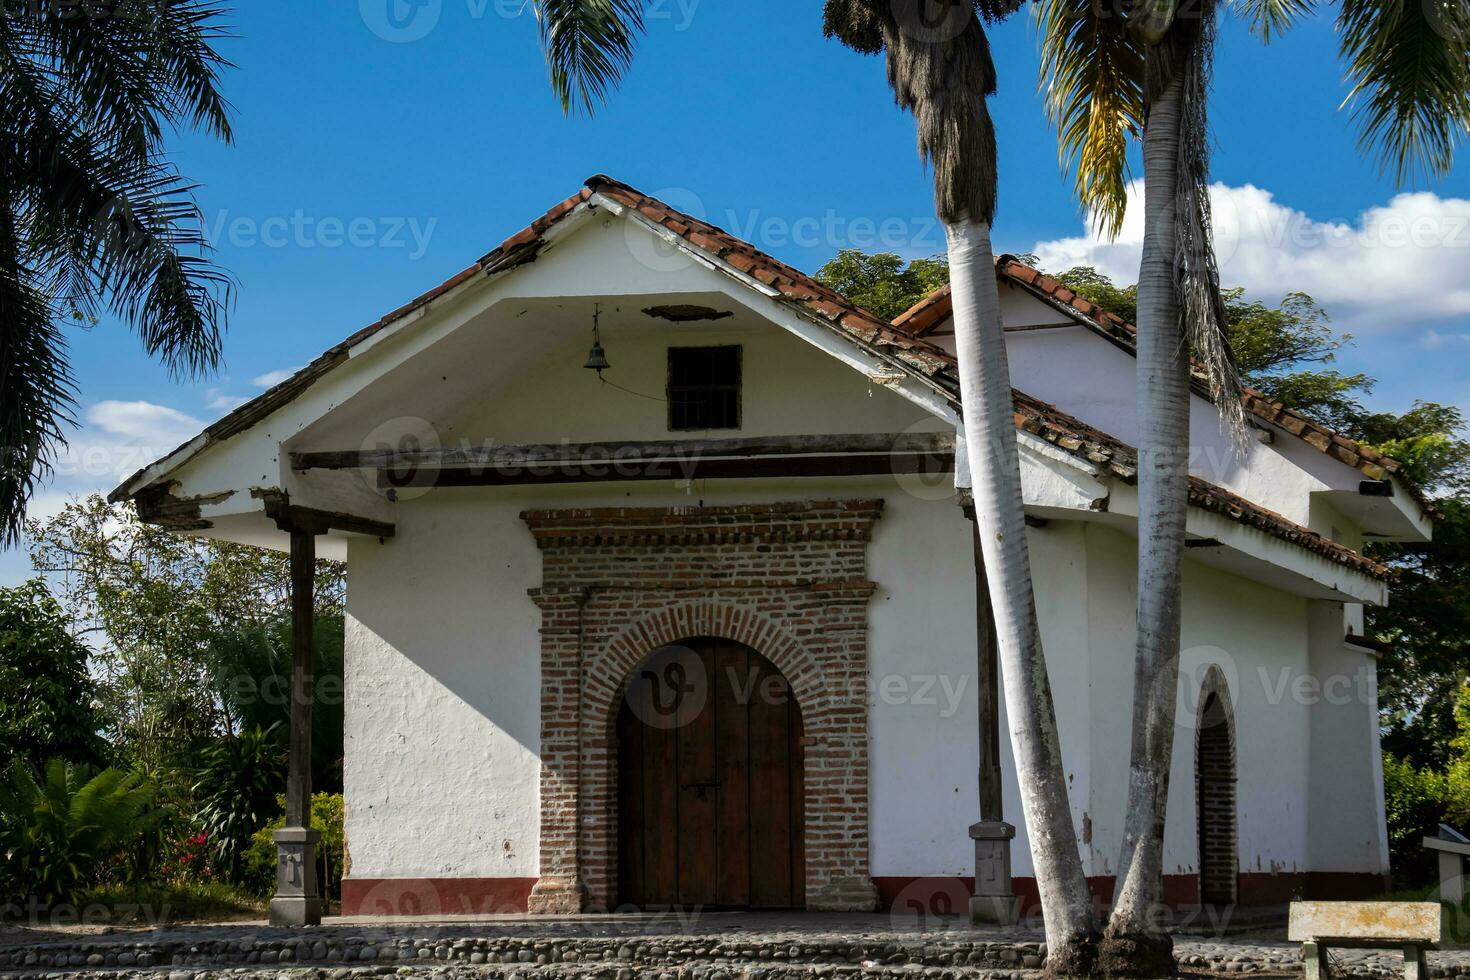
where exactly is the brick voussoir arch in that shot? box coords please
[579,601,853,912]
[589,601,832,726]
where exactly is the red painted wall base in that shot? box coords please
[873,872,1390,916]
[341,878,537,917]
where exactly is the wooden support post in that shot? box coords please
[972,514,1003,824]
[965,505,1017,925]
[269,518,324,927]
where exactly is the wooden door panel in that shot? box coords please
[714,643,751,906]
[676,644,718,906]
[617,677,646,905]
[618,639,802,909]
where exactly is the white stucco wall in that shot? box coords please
[344,497,1387,887]
[1306,603,1391,874]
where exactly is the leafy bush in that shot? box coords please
[1383,686,1470,885]
[0,580,107,772]
[242,793,344,903]
[0,759,161,905]
[1384,754,1449,885]
[191,724,286,882]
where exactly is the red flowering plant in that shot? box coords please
[166,831,216,883]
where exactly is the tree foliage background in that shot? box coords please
[0,497,348,908]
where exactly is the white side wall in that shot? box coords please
[1306,602,1391,874]
[1084,523,1315,879]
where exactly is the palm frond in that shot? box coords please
[824,0,885,54]
[972,0,1026,24]
[533,0,646,116]
[141,0,237,142]
[0,213,77,547]
[88,170,231,376]
[1232,0,1314,41]
[4,0,233,154]
[1036,0,1145,237]
[1338,0,1470,184]
[0,1,232,538]
[878,3,1003,225]
[1166,0,1248,444]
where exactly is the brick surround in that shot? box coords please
[521,500,884,913]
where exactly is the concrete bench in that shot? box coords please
[1289,902,1441,980]
[1424,823,1470,903]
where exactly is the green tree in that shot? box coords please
[208,615,346,793]
[1055,266,1376,430]
[1373,495,1470,768]
[26,495,344,772]
[814,250,949,321]
[0,579,106,771]
[1,0,236,544]
[192,722,286,882]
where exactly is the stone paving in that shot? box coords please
[0,913,1466,980]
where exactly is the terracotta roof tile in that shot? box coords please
[1009,392,1389,580]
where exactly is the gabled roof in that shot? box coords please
[895,260,1432,513]
[108,176,1387,582]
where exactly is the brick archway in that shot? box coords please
[589,600,831,731]
[522,501,883,914]
[1196,665,1238,905]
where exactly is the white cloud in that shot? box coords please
[1030,182,1470,331]
[206,391,249,411]
[3,400,207,584]
[1419,328,1470,349]
[34,401,207,496]
[252,366,304,388]
[86,400,203,444]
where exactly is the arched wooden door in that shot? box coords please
[617,638,805,909]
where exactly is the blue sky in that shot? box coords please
[7,0,1468,584]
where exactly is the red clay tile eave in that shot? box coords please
[1009,391,1389,581]
[893,284,953,336]
[908,257,1433,515]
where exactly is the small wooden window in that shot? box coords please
[667,346,741,431]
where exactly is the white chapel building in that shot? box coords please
[112,177,1430,917]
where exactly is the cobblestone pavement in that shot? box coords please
[0,914,1465,979]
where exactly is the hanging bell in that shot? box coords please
[584,340,610,373]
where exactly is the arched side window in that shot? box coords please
[1196,666,1238,905]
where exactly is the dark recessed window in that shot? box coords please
[667,345,741,431]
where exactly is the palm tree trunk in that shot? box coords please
[947,220,1097,977]
[1099,72,1190,979]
